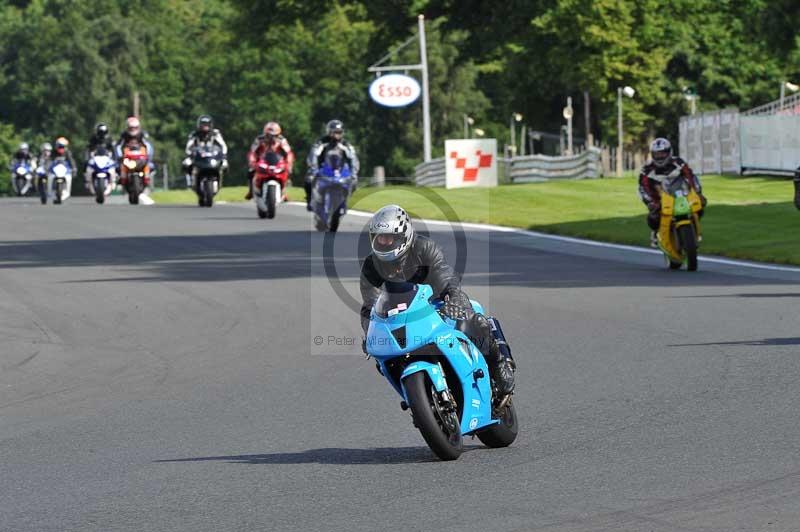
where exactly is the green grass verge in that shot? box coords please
[150,176,799,265]
[346,175,799,266]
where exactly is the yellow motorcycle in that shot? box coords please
[657,176,703,271]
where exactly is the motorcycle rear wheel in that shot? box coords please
[477,399,518,448]
[678,224,698,271]
[405,371,463,461]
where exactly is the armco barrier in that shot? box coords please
[414,148,602,187]
[414,158,446,186]
[508,148,602,183]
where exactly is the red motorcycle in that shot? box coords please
[119,143,150,205]
[253,151,289,219]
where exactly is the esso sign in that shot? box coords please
[369,74,421,108]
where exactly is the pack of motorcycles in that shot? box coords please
[9,144,711,460]
[10,143,353,233]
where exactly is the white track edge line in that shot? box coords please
[280,201,800,274]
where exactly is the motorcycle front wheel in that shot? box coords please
[38,179,47,204]
[95,180,105,204]
[678,224,698,271]
[405,371,463,461]
[54,181,63,204]
[266,184,276,218]
[128,177,140,205]
[203,179,214,208]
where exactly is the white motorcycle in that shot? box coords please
[48,159,73,204]
[10,160,34,196]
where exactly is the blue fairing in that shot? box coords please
[367,284,498,435]
[314,162,352,222]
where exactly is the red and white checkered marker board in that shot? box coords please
[444,139,498,189]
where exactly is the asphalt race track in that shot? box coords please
[2,197,800,532]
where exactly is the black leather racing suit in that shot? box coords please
[359,235,503,370]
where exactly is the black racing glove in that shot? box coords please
[440,294,469,321]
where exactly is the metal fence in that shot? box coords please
[742,92,800,117]
[414,158,447,186]
[508,147,602,183]
[679,109,741,174]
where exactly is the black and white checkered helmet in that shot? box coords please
[368,204,415,262]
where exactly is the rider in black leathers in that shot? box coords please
[305,119,359,210]
[360,205,515,395]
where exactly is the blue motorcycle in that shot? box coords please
[10,160,34,196]
[366,283,518,460]
[87,148,117,204]
[312,150,353,232]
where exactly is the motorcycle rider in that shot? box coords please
[638,138,706,247]
[305,119,359,210]
[9,142,37,171]
[182,115,228,188]
[8,142,36,194]
[37,142,52,170]
[115,116,155,173]
[52,137,77,172]
[85,123,115,193]
[360,205,516,396]
[245,121,294,200]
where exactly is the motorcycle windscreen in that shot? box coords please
[374,282,418,318]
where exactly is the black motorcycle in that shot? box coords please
[192,144,224,207]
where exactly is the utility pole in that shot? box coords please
[418,15,431,162]
[133,91,140,117]
[617,88,623,177]
[583,91,593,147]
[566,96,573,155]
[367,15,431,162]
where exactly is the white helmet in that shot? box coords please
[650,137,672,167]
[368,204,415,262]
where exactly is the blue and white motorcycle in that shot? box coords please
[10,160,34,196]
[366,283,518,460]
[48,158,73,205]
[87,148,116,204]
[311,150,353,232]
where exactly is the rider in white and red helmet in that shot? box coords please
[245,121,294,200]
[638,137,706,247]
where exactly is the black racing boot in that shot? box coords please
[470,314,515,396]
[488,342,515,396]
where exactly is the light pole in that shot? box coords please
[474,128,485,137]
[780,81,800,112]
[463,115,474,139]
[563,97,574,155]
[617,86,635,177]
[683,86,698,115]
[509,112,522,157]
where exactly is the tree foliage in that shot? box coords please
[0,0,797,183]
